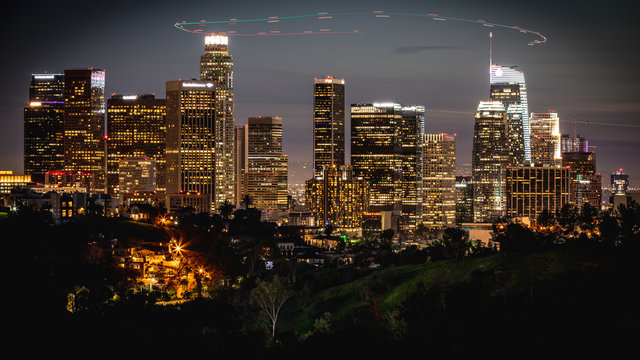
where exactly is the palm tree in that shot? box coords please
[241,194,254,209]
[218,200,234,221]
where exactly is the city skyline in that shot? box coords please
[2,0,639,185]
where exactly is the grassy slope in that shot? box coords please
[285,250,600,334]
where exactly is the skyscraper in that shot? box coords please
[611,170,629,195]
[472,101,509,222]
[106,94,166,197]
[561,134,589,153]
[63,69,106,193]
[530,111,561,167]
[351,103,424,230]
[455,176,474,224]
[165,79,217,210]
[313,76,345,176]
[562,151,601,209]
[234,124,248,206]
[490,65,530,164]
[247,116,288,213]
[24,73,65,183]
[423,133,456,229]
[200,34,235,207]
[505,166,571,220]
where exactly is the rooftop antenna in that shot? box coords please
[489,32,493,82]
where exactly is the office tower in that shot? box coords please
[423,133,456,228]
[351,103,424,230]
[24,73,65,183]
[106,94,166,197]
[305,165,368,233]
[455,176,474,224]
[165,80,217,211]
[118,158,156,194]
[313,76,345,176]
[505,166,571,220]
[0,171,32,194]
[611,170,629,195]
[63,69,106,193]
[472,101,509,222]
[530,111,561,167]
[200,34,235,206]
[45,170,94,191]
[505,104,525,166]
[490,65,530,163]
[234,124,248,206]
[562,151,602,209]
[561,134,589,153]
[247,116,288,212]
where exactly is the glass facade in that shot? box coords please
[313,76,345,176]
[530,111,561,167]
[423,133,456,229]
[505,166,571,220]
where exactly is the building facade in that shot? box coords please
[234,124,249,206]
[562,151,602,209]
[247,116,288,212]
[313,76,345,176]
[200,34,235,207]
[530,111,561,167]
[423,133,456,228]
[505,166,571,221]
[106,94,166,197]
[165,80,217,211]
[24,73,65,183]
[611,170,629,195]
[472,101,509,223]
[63,69,106,193]
[118,158,156,194]
[455,176,474,224]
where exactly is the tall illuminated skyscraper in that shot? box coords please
[351,103,424,230]
[165,80,217,210]
[423,133,456,229]
[200,34,235,206]
[530,111,561,167]
[234,124,248,206]
[472,101,509,222]
[63,69,106,193]
[247,116,288,212]
[611,170,629,195]
[106,94,166,197]
[313,76,345,176]
[562,151,601,209]
[506,166,571,220]
[24,73,65,183]
[490,65,530,164]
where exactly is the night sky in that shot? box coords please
[2,0,639,185]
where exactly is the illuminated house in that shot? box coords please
[505,166,571,220]
[24,73,65,183]
[530,111,562,167]
[247,116,288,212]
[165,80,217,212]
[106,94,166,197]
[351,103,424,231]
[313,76,345,176]
[490,64,530,163]
[63,69,106,193]
[472,101,509,223]
[200,34,235,207]
[423,133,456,229]
[305,165,368,234]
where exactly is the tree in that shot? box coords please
[324,224,334,237]
[241,194,254,209]
[250,275,294,340]
[380,229,394,244]
[218,200,234,221]
[442,227,470,263]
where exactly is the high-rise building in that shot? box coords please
[423,133,456,228]
[305,165,368,233]
[234,124,248,206]
[530,111,561,167]
[562,151,602,209]
[505,104,525,166]
[472,101,509,222]
[0,171,32,195]
[24,73,65,183]
[351,103,424,230]
[490,65,530,163]
[106,94,166,197]
[455,176,474,224]
[247,116,288,213]
[118,158,156,194]
[505,166,571,221]
[165,79,217,210]
[63,69,106,193]
[200,34,235,207]
[313,76,345,176]
[611,170,629,195]
[561,134,589,153]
